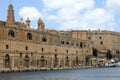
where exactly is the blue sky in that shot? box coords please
[0,0,120,31]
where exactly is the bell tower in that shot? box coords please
[26,17,31,28]
[37,18,45,30]
[6,3,15,26]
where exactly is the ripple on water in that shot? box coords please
[0,67,120,80]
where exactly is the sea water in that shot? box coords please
[0,67,120,80]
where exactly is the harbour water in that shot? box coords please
[0,67,120,80]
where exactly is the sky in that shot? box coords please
[0,0,120,31]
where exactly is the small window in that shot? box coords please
[84,45,86,47]
[76,42,78,46]
[8,30,15,38]
[27,33,32,40]
[100,41,103,44]
[71,41,74,46]
[41,48,44,51]
[92,42,94,44]
[66,56,68,59]
[6,45,9,49]
[25,46,28,50]
[76,51,78,53]
[42,36,47,42]
[31,53,33,56]
[99,37,102,39]
[66,41,69,45]
[66,39,70,45]
[66,50,68,53]
[80,42,83,48]
[55,49,57,52]
[88,37,91,40]
[20,53,22,57]
[55,54,57,59]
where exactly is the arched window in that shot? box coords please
[41,56,45,67]
[61,39,64,44]
[76,56,79,65]
[42,35,47,42]
[65,56,69,67]
[5,54,10,68]
[71,40,74,46]
[99,36,102,39]
[76,42,78,46]
[76,51,78,54]
[6,45,9,49]
[27,33,32,40]
[20,53,22,57]
[8,30,15,38]
[54,54,58,67]
[66,39,69,45]
[66,50,68,53]
[25,46,28,50]
[88,37,91,40]
[100,41,103,45]
[80,42,83,48]
[24,55,29,68]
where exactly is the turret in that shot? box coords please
[20,18,24,24]
[26,17,31,28]
[6,4,15,26]
[37,18,45,30]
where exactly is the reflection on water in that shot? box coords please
[0,67,120,80]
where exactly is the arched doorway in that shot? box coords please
[5,54,10,68]
[24,55,29,68]
[76,56,79,66]
[54,54,58,68]
[65,56,69,67]
[85,56,90,66]
[41,56,45,67]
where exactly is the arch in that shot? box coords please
[65,56,69,67]
[85,56,90,66]
[66,39,70,45]
[20,53,22,57]
[5,54,10,68]
[19,53,23,66]
[24,55,29,68]
[42,35,47,42]
[61,39,64,44]
[80,42,83,48]
[8,30,15,38]
[40,56,45,67]
[27,33,32,40]
[76,56,79,65]
[76,41,78,46]
[71,40,74,46]
[54,54,58,68]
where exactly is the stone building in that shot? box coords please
[87,30,120,57]
[0,4,92,71]
[62,30,120,58]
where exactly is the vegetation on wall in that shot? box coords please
[106,50,112,59]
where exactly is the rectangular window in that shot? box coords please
[25,46,28,50]
[66,50,68,53]
[41,48,44,51]
[76,51,78,54]
[6,45,9,49]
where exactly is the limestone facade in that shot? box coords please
[87,30,120,56]
[0,4,92,71]
[62,30,120,57]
